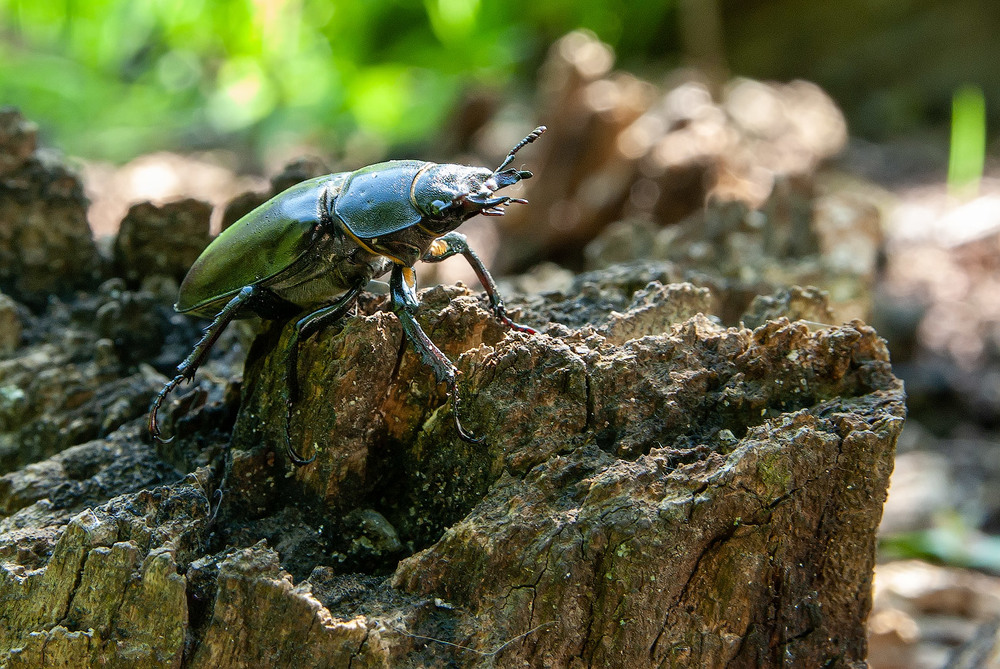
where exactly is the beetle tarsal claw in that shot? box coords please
[504,319,538,335]
[283,396,318,466]
[148,372,187,444]
[448,375,484,444]
[286,442,317,466]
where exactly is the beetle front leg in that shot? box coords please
[282,283,364,465]
[390,264,482,444]
[421,231,537,335]
[149,285,256,443]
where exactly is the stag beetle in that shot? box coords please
[149,126,546,465]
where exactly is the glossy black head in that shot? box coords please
[412,126,546,230]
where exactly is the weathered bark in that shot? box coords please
[0,270,902,667]
[0,93,901,666]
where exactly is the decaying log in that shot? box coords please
[1,269,903,667]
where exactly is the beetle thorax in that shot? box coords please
[265,227,391,311]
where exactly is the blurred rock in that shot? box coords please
[82,151,267,237]
[870,560,1000,669]
[500,261,575,295]
[493,30,847,272]
[0,109,101,306]
[582,181,881,323]
[113,199,212,287]
[269,156,330,194]
[494,31,658,270]
[0,107,37,177]
[877,187,1000,440]
[880,449,955,535]
[220,190,269,232]
[878,381,1000,540]
[92,279,168,368]
[435,89,502,155]
[722,78,848,180]
[0,291,22,356]
[479,32,870,323]
[814,193,882,276]
[583,218,660,269]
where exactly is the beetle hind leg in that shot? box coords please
[390,265,483,444]
[282,283,365,465]
[421,231,537,335]
[149,285,256,444]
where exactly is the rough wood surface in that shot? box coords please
[1,270,903,667]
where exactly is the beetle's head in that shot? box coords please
[413,126,546,230]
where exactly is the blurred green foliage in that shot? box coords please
[948,84,986,199]
[881,512,1000,574]
[0,0,673,162]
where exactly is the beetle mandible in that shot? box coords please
[149,126,546,465]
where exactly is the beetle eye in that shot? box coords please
[429,199,449,216]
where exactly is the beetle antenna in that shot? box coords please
[493,126,546,174]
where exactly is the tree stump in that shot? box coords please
[1,271,903,667]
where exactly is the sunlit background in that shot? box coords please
[0,0,678,161]
[3,0,997,168]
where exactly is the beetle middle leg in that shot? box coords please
[282,283,364,465]
[149,285,257,443]
[421,231,537,335]
[389,264,482,444]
